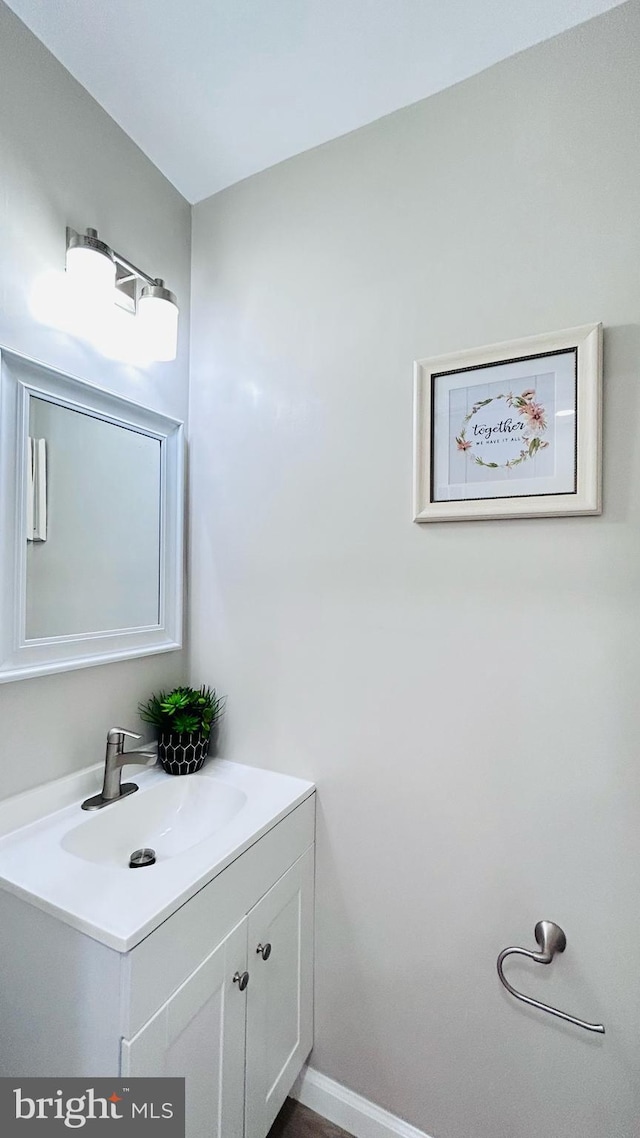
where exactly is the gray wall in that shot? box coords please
[0,1,190,798]
[190,5,640,1137]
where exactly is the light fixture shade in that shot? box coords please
[138,280,179,362]
[65,229,116,301]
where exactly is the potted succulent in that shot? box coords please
[139,684,225,775]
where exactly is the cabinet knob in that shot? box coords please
[256,942,272,961]
[232,970,250,991]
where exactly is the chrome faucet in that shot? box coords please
[81,727,157,811]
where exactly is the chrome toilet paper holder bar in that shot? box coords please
[497,921,605,1034]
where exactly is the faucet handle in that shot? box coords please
[107,727,142,746]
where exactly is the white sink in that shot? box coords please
[0,759,314,951]
[61,777,247,866]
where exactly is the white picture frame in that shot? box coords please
[413,323,602,522]
[0,346,184,682]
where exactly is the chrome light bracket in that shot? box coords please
[65,227,176,316]
[66,226,115,265]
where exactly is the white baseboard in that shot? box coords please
[291,1065,432,1138]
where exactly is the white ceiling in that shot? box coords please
[4,0,626,203]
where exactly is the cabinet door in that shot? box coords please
[245,846,314,1138]
[121,919,248,1138]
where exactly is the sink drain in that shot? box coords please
[129,848,156,869]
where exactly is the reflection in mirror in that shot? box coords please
[26,398,161,639]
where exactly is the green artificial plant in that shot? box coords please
[139,685,225,737]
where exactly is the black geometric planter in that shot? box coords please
[158,730,210,776]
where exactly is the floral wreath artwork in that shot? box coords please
[414,324,601,521]
[455,388,550,471]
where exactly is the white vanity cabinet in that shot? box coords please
[122,919,247,1138]
[0,787,315,1138]
[122,847,314,1138]
[245,848,314,1138]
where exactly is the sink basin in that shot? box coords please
[62,777,247,866]
[0,758,314,951]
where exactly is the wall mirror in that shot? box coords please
[0,348,184,682]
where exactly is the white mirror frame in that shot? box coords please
[0,347,184,683]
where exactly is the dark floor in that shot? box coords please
[267,1099,353,1138]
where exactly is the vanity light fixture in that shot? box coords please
[138,280,180,363]
[65,228,116,300]
[65,227,179,362]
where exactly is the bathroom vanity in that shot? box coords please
[0,759,315,1138]
[0,348,316,1136]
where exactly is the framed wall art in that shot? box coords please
[413,323,602,522]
